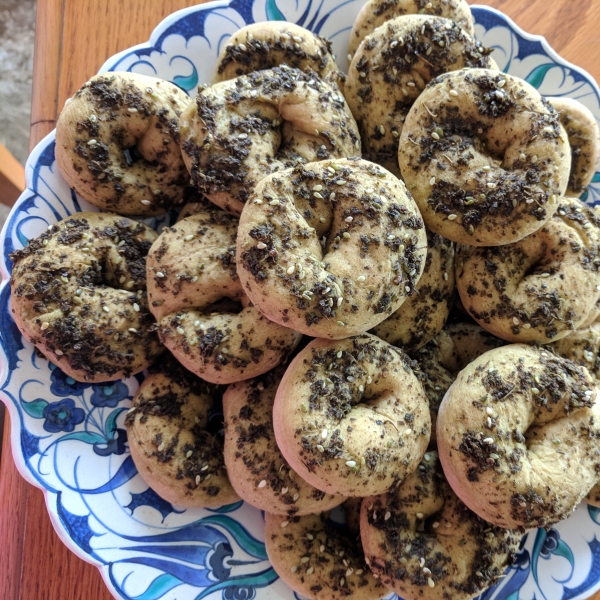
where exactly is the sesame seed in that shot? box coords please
[281,520,289,528]
[449,89,459,97]
[407,81,415,87]
[346,460,356,468]
[540,272,550,278]
[428,578,435,588]
[417,512,424,519]
[483,437,494,444]
[423,567,431,575]
[128,107,138,113]
[379,125,385,135]
[238,133,248,139]
[432,522,439,528]
[301,556,310,564]
[269,199,279,206]
[321,429,328,439]
[342,232,351,239]
[337,321,345,327]
[140,199,151,205]
[290,565,297,573]
[384,511,391,520]
[102,305,110,313]
[405,285,411,293]
[133,303,140,312]
[87,139,97,146]
[256,242,267,249]
[447,214,457,220]
[431,131,440,140]
[405,428,412,436]
[184,234,195,242]
[340,578,345,587]
[316,444,325,452]
[345,216,353,223]
[177,327,185,335]
[357,275,366,282]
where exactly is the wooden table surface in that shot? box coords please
[2,0,600,598]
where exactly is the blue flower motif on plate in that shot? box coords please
[2,2,600,600]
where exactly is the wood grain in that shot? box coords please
[2,0,599,599]
[0,143,25,206]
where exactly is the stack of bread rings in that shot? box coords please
[9,4,600,599]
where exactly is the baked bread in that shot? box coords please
[548,96,600,197]
[456,197,600,343]
[361,451,521,600]
[56,72,190,216]
[264,511,387,600]
[147,202,301,383]
[236,158,428,339]
[372,230,454,351]
[437,344,600,529]
[213,21,343,87]
[273,334,431,496]
[10,212,162,382]
[125,358,239,508]
[222,366,343,516]
[398,69,571,245]
[346,15,493,174]
[348,0,475,57]
[180,66,360,215]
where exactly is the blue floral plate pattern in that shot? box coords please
[2,2,600,599]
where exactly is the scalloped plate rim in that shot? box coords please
[2,2,600,600]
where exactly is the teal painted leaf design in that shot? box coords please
[506,592,520,600]
[22,398,48,419]
[132,573,183,600]
[588,504,600,525]
[525,64,555,89]
[104,407,126,437]
[266,0,285,21]
[200,515,267,559]
[57,431,106,445]
[193,567,279,600]
[553,539,574,566]
[531,528,546,584]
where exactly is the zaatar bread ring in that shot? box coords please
[222,366,343,516]
[348,0,475,57]
[360,451,521,600]
[213,22,343,87]
[56,72,190,217]
[273,334,431,497]
[236,158,427,339]
[264,511,387,600]
[455,197,600,343]
[411,322,505,442]
[550,322,600,380]
[437,344,600,529]
[10,212,162,382]
[125,358,239,508]
[548,97,600,197]
[346,15,492,174]
[147,205,301,384]
[180,66,361,215]
[398,69,571,245]
[372,231,454,351]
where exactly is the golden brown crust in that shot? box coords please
[180,67,360,215]
[264,511,386,600]
[222,367,343,516]
[456,197,600,343]
[346,15,492,174]
[548,96,600,196]
[10,212,162,382]
[273,334,431,497]
[437,344,600,529]
[360,451,521,600]
[147,207,301,383]
[398,69,571,245]
[213,22,343,87]
[348,0,475,57]
[236,158,428,339]
[55,72,190,217]
[372,230,454,351]
[125,360,239,508]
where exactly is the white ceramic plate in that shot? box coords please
[2,2,600,599]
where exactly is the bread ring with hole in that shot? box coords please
[147,204,301,383]
[348,0,475,58]
[273,333,431,497]
[125,358,239,508]
[264,511,387,600]
[360,450,521,600]
[455,197,600,343]
[236,158,427,339]
[548,97,600,197]
[437,344,600,529]
[222,365,343,516]
[411,322,506,443]
[372,231,454,351]
[10,212,162,382]
[56,73,190,217]
[180,66,361,215]
[213,22,343,88]
[346,15,493,174]
[398,69,571,245]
